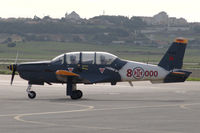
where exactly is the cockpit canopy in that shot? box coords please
[51,52,117,65]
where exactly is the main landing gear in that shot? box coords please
[67,78,83,100]
[26,84,36,99]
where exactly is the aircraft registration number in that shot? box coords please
[126,68,158,78]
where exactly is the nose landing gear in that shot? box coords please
[26,84,36,99]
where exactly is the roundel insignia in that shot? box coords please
[133,67,144,79]
[68,67,74,72]
[99,68,105,74]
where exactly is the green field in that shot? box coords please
[0,41,200,78]
[187,77,200,81]
[1,41,167,60]
[0,41,200,62]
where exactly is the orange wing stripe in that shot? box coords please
[171,72,185,75]
[56,70,79,77]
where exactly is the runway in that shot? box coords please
[0,75,200,133]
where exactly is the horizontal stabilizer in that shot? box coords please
[164,70,192,83]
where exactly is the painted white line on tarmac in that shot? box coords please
[13,104,94,125]
[9,102,200,126]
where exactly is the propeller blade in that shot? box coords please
[9,52,19,85]
[10,65,17,85]
[14,51,19,64]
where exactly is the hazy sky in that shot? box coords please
[0,0,199,22]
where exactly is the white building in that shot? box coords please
[139,11,188,26]
[65,11,81,20]
[153,11,169,25]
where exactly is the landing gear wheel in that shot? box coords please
[28,91,36,99]
[71,90,83,100]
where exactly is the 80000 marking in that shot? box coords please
[127,68,158,78]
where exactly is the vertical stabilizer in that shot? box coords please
[158,38,188,71]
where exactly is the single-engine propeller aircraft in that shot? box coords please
[8,38,191,100]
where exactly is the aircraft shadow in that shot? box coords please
[2,97,186,103]
[47,98,186,103]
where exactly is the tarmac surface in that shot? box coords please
[0,75,200,133]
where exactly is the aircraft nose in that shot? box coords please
[7,64,17,71]
[7,65,11,70]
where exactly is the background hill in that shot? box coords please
[0,11,200,78]
[0,11,200,47]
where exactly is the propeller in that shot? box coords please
[7,52,18,85]
[10,64,17,85]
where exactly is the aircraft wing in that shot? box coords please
[56,70,80,77]
[56,70,110,84]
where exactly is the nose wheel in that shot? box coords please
[28,91,36,99]
[26,84,36,99]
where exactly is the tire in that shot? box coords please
[28,91,36,99]
[71,90,83,100]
